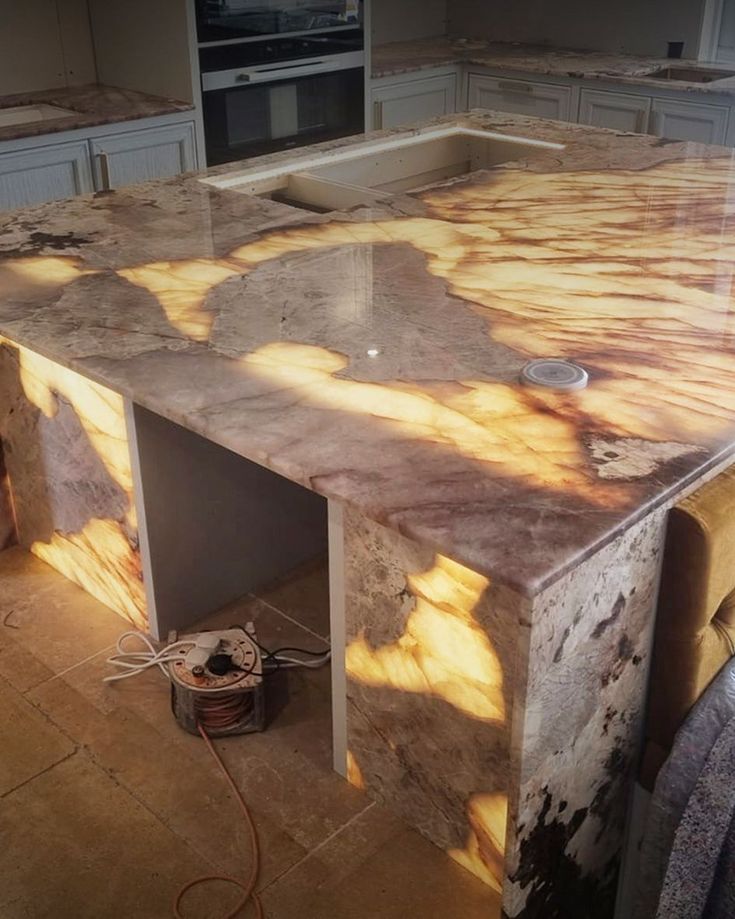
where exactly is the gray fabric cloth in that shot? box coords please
[635,658,735,919]
[655,714,735,918]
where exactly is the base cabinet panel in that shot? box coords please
[579,88,651,133]
[650,98,729,144]
[0,140,94,211]
[372,72,457,130]
[90,122,197,191]
[468,74,572,121]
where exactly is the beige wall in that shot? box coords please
[88,0,193,102]
[448,0,706,57]
[0,0,96,95]
[372,0,447,45]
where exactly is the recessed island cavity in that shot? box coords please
[1,111,735,919]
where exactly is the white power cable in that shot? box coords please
[103,631,195,683]
[103,630,331,683]
[264,652,331,670]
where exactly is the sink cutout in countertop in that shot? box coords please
[0,104,78,128]
[205,126,564,212]
[645,66,735,82]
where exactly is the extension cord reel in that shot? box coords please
[168,625,266,737]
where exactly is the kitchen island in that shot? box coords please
[1,112,734,918]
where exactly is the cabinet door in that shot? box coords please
[90,121,197,191]
[650,98,729,145]
[0,140,93,211]
[578,88,651,133]
[468,74,572,121]
[372,73,457,131]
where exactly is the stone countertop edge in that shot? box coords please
[0,83,195,144]
[370,37,735,97]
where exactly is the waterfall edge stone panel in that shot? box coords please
[342,505,529,903]
[0,340,146,628]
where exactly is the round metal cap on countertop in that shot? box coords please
[520,358,589,392]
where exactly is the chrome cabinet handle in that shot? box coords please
[97,151,112,191]
[373,100,383,130]
[498,80,533,93]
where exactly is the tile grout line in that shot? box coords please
[0,748,78,799]
[258,799,376,894]
[23,643,117,694]
[89,755,226,875]
[252,594,330,646]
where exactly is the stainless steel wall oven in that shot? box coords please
[196,2,365,165]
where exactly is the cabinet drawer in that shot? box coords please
[90,121,197,191]
[578,88,651,134]
[0,140,93,211]
[372,73,458,131]
[650,98,729,145]
[468,74,573,121]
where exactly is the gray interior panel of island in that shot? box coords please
[130,403,328,639]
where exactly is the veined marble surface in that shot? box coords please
[0,84,194,144]
[371,37,735,96]
[1,111,735,596]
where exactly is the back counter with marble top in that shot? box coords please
[1,111,734,918]
[0,83,195,144]
[371,35,735,95]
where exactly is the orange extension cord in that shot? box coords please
[173,722,263,919]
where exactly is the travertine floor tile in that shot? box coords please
[2,547,500,918]
[257,555,331,641]
[27,594,361,889]
[0,674,74,795]
[0,548,123,693]
[0,751,237,919]
[28,656,308,889]
[261,800,500,919]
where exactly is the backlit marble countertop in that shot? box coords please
[1,112,735,595]
[0,84,194,144]
[372,37,735,96]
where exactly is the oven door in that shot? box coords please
[202,53,364,165]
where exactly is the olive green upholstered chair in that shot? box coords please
[640,465,735,791]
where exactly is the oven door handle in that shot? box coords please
[202,50,364,91]
[240,59,336,83]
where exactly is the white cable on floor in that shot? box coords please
[103,630,331,683]
[265,652,331,669]
[103,631,195,683]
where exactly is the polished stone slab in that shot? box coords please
[0,83,193,144]
[371,37,735,96]
[0,340,146,627]
[1,112,733,597]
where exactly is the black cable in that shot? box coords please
[228,625,330,674]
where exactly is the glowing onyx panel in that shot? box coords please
[342,506,523,900]
[0,340,146,628]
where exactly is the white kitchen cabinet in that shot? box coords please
[650,98,730,145]
[467,73,573,121]
[0,139,94,211]
[578,88,651,133]
[371,72,458,131]
[90,121,197,191]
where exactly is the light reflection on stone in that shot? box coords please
[345,554,505,723]
[3,159,735,515]
[118,260,241,342]
[0,340,146,627]
[449,792,508,892]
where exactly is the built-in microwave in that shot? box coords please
[195,0,362,44]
